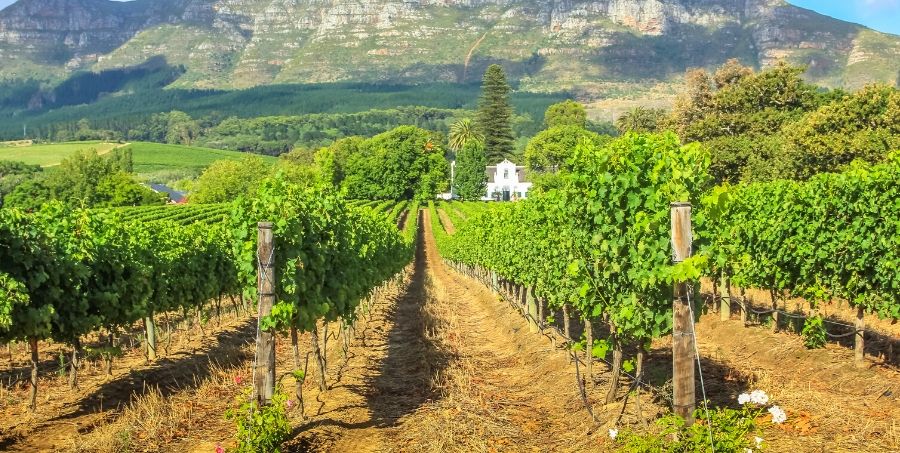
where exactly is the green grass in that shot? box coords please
[126,142,276,173]
[0,140,277,183]
[0,141,120,166]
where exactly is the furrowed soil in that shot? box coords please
[1,210,898,452]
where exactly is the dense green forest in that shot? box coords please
[0,61,570,149]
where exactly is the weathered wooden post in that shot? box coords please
[254,222,276,406]
[671,202,695,425]
[145,315,157,361]
[855,307,865,368]
[526,287,539,333]
[719,272,731,322]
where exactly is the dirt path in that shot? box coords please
[294,209,606,452]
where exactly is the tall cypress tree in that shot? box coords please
[476,65,515,162]
[453,139,487,200]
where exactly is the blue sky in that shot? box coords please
[0,0,898,36]
[788,0,900,35]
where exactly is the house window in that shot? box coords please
[503,169,509,179]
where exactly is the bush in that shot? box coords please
[226,389,291,453]
[614,389,786,452]
[801,315,827,349]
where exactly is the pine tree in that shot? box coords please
[476,65,514,162]
[453,140,487,200]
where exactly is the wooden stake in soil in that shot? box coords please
[606,331,622,404]
[584,318,593,389]
[68,338,81,389]
[526,287,539,333]
[145,315,157,361]
[28,337,38,412]
[253,221,276,406]
[855,307,865,368]
[310,325,327,391]
[719,272,731,321]
[670,202,695,425]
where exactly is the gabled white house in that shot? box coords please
[484,159,532,201]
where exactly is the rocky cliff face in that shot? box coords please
[0,0,897,91]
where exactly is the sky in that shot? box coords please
[0,0,898,36]
[788,0,900,35]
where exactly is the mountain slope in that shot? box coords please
[0,0,898,92]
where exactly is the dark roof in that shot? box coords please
[148,183,186,202]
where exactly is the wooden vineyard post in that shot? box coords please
[526,287,539,333]
[719,272,731,322]
[855,307,865,368]
[254,222,276,406]
[671,202,695,425]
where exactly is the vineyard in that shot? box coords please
[0,134,898,452]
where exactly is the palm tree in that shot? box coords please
[448,118,483,152]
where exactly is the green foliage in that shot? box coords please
[438,133,711,348]
[190,155,270,203]
[780,84,900,180]
[161,111,200,145]
[476,65,515,162]
[699,155,900,320]
[615,107,668,134]
[523,125,610,173]
[340,126,449,201]
[4,148,164,209]
[230,175,413,334]
[616,404,763,453]
[453,140,487,201]
[226,389,291,453]
[95,171,167,207]
[0,81,566,144]
[801,315,827,349]
[0,272,29,333]
[0,201,238,346]
[543,100,587,129]
[0,160,42,207]
[448,118,482,152]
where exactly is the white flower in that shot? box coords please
[745,449,753,453]
[755,436,763,448]
[737,392,751,404]
[768,405,787,424]
[608,428,618,440]
[750,389,769,405]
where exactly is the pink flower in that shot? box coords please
[285,399,296,410]
[234,375,243,385]
[215,444,225,453]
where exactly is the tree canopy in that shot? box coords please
[524,125,610,173]
[544,100,587,129]
[338,126,449,201]
[476,65,515,162]
[453,139,488,201]
[3,148,164,209]
[190,154,271,203]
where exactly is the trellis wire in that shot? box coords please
[714,294,873,339]
[685,284,715,452]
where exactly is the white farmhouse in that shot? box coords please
[483,159,532,201]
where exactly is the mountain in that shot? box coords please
[1,0,898,94]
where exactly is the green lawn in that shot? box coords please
[0,141,277,180]
[127,142,276,173]
[0,141,120,166]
